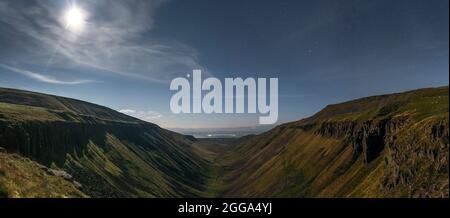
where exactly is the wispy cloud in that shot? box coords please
[0,64,95,85]
[119,109,163,122]
[0,0,206,83]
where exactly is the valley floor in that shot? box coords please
[191,138,233,197]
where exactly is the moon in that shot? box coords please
[63,5,87,32]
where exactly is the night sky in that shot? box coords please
[0,0,448,128]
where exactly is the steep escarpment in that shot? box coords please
[0,86,448,198]
[0,88,209,197]
[219,86,448,197]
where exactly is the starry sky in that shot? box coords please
[0,0,448,128]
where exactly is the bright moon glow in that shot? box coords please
[64,5,86,32]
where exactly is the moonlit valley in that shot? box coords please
[0,0,448,207]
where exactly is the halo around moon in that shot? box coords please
[63,5,87,33]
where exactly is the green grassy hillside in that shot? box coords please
[0,88,209,197]
[0,148,86,198]
[216,86,449,197]
[0,87,448,198]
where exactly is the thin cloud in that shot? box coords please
[0,0,208,83]
[0,64,95,85]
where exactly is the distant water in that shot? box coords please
[170,126,273,139]
[191,133,242,138]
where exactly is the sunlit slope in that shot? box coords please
[220,86,449,197]
[0,150,87,198]
[0,88,209,197]
[1,87,447,198]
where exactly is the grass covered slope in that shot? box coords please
[0,88,209,197]
[219,86,449,197]
[0,86,447,198]
[0,149,86,198]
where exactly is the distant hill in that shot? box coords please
[216,86,449,197]
[170,126,273,138]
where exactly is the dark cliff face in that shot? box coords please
[0,88,209,197]
[310,116,448,197]
[219,86,449,197]
[314,117,411,163]
[382,120,449,197]
[0,120,162,165]
[0,121,115,164]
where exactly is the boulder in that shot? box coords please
[47,169,73,180]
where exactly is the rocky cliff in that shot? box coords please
[218,86,448,197]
